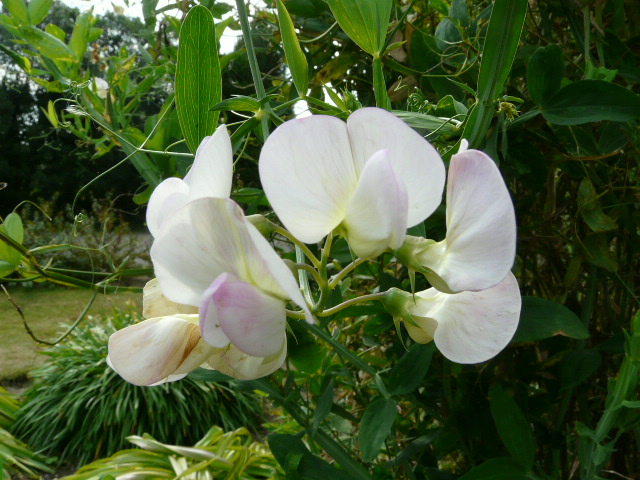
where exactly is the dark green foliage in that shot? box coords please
[10,310,266,465]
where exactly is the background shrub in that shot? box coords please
[11,310,266,465]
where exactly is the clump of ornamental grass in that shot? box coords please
[0,387,54,478]
[62,426,282,480]
[10,309,266,466]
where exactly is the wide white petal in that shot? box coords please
[347,108,445,226]
[142,278,198,318]
[184,126,233,199]
[419,149,517,293]
[408,272,521,364]
[151,198,260,306]
[204,337,287,380]
[146,178,190,238]
[259,115,358,244]
[107,315,215,386]
[343,150,408,258]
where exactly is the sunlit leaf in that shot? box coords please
[175,5,222,154]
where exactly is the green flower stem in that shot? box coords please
[298,321,377,377]
[293,263,324,289]
[250,377,374,480]
[373,56,391,110]
[318,292,388,318]
[328,257,367,290]
[272,225,321,269]
[235,0,272,140]
[312,233,334,312]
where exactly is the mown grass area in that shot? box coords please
[0,286,142,382]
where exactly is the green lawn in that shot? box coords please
[0,286,142,381]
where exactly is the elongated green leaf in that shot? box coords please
[358,397,396,462]
[1,0,29,25]
[175,5,222,154]
[488,384,535,470]
[312,378,335,433]
[512,297,589,342]
[459,457,530,479]
[541,80,640,125]
[325,0,392,56]
[68,11,91,61]
[477,0,527,102]
[559,349,602,390]
[527,44,564,105]
[387,343,433,395]
[27,0,52,25]
[276,0,309,97]
[209,96,261,112]
[392,111,460,135]
[142,0,159,27]
[22,26,76,62]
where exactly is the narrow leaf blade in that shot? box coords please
[175,5,222,154]
[276,0,309,97]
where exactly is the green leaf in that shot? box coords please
[68,11,91,61]
[21,26,76,62]
[513,296,589,342]
[582,233,618,272]
[325,0,392,56]
[45,23,65,41]
[175,5,222,154]
[1,0,29,25]
[276,0,309,97]
[477,0,527,103]
[358,397,396,462]
[459,457,530,479]
[0,43,31,72]
[559,350,602,390]
[312,378,334,433]
[578,178,617,232]
[541,80,640,125]
[0,213,24,270]
[142,0,159,27]
[268,434,352,480]
[209,96,261,112]
[392,111,460,135]
[27,0,52,25]
[387,343,434,396]
[527,44,564,105]
[488,384,535,470]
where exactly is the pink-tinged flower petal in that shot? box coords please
[418,149,517,293]
[259,115,358,244]
[408,272,521,364]
[146,178,190,238]
[204,336,287,380]
[142,278,198,318]
[343,150,409,258]
[107,315,215,386]
[183,126,233,199]
[346,108,446,227]
[200,273,286,357]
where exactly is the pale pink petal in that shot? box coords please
[107,315,215,386]
[146,177,190,238]
[200,273,286,357]
[142,278,198,318]
[408,272,521,364]
[204,337,287,380]
[184,126,233,199]
[259,115,358,244]
[418,149,517,292]
[347,108,446,226]
[343,150,408,258]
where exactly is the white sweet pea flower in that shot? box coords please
[397,148,517,293]
[92,77,109,99]
[259,107,446,258]
[150,196,310,372]
[386,272,521,363]
[145,126,233,237]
